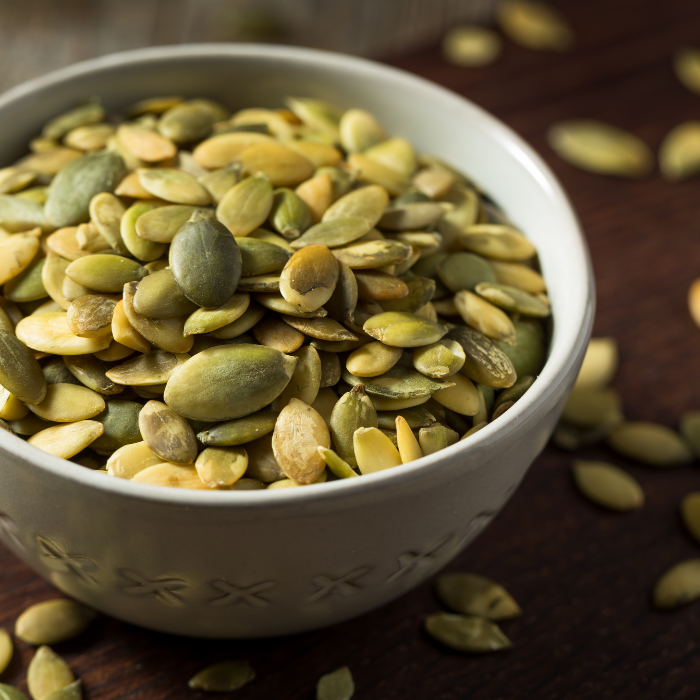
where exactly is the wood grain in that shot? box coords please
[2,0,700,698]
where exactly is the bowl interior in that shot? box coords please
[0,44,594,504]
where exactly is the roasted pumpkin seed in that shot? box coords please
[15,599,96,645]
[607,422,693,467]
[188,660,255,692]
[436,573,521,619]
[26,646,74,700]
[653,559,700,609]
[572,460,644,511]
[425,613,512,653]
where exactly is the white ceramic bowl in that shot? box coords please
[0,44,594,638]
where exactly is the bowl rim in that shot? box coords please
[0,43,595,509]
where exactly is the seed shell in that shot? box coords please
[188,660,255,692]
[15,599,96,645]
[425,613,512,653]
[436,573,521,619]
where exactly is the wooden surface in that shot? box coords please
[2,0,700,698]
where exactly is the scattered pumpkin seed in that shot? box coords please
[653,559,700,609]
[316,666,354,700]
[15,599,96,645]
[561,387,623,429]
[659,122,700,181]
[679,412,700,459]
[674,47,700,95]
[436,573,521,619]
[188,660,255,692]
[574,337,618,389]
[607,422,694,467]
[572,460,644,511]
[26,646,74,700]
[680,492,700,544]
[0,685,27,700]
[0,629,11,675]
[497,0,573,51]
[425,613,512,653]
[442,25,502,66]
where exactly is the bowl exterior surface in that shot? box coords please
[0,45,594,638]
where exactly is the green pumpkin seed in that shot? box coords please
[675,47,700,95]
[322,184,389,227]
[436,573,521,619]
[562,387,622,428]
[188,660,255,692]
[346,341,403,378]
[377,406,436,430]
[0,196,49,233]
[454,290,516,345]
[0,231,41,285]
[120,202,167,262]
[653,559,700,609]
[65,254,146,293]
[0,329,47,404]
[139,399,197,464]
[425,613,512,653]
[15,599,96,645]
[680,412,700,459]
[290,216,371,249]
[271,346,322,409]
[0,685,27,700]
[122,282,193,353]
[324,260,358,324]
[494,375,535,410]
[42,357,80,386]
[330,385,377,467]
[680,492,700,543]
[157,102,214,143]
[216,174,274,237]
[195,446,247,487]
[105,352,188,388]
[237,237,290,276]
[90,399,143,452]
[378,202,448,232]
[497,0,573,51]
[353,426,401,474]
[26,646,74,700]
[211,301,266,339]
[442,25,502,66]
[136,168,210,205]
[331,240,412,269]
[363,311,447,348]
[494,319,545,378]
[607,422,693,467]
[170,212,241,308]
[412,340,466,379]
[572,460,644,511]
[198,410,277,447]
[0,629,12,675]
[419,424,459,455]
[280,244,339,313]
[269,187,311,239]
[133,269,198,320]
[42,680,82,700]
[45,152,124,228]
[475,282,550,318]
[355,270,410,302]
[241,433,284,483]
[198,164,241,204]
[547,120,653,178]
[165,344,296,421]
[272,398,330,484]
[135,204,198,243]
[236,274,280,292]
[184,293,250,335]
[282,315,356,342]
[447,326,517,389]
[63,355,123,395]
[28,383,105,422]
[459,225,536,262]
[317,447,358,479]
[4,257,47,303]
[43,101,105,140]
[342,365,453,400]
[318,350,341,388]
[659,121,700,181]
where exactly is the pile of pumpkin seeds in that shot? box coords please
[557,337,700,609]
[0,94,550,491]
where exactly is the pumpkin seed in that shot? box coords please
[282,315,356,342]
[377,406,436,430]
[454,290,516,344]
[291,216,371,249]
[158,102,214,144]
[548,120,653,178]
[16,312,111,355]
[26,646,74,700]
[212,301,266,338]
[236,274,281,293]
[198,164,241,204]
[287,141,341,169]
[442,25,502,66]
[4,257,47,303]
[244,433,284,483]
[91,400,144,451]
[216,174,273,237]
[347,153,408,196]
[354,270,409,301]
[680,492,700,544]
[330,385,378,467]
[572,460,644,511]
[122,282,193,353]
[296,173,334,222]
[188,660,255,692]
[425,613,512,653]
[395,415,423,463]
[193,132,275,169]
[562,387,622,429]
[252,316,304,353]
[0,389,29,421]
[675,47,700,95]
[342,365,453,400]
[316,666,354,700]
[28,383,104,422]
[489,260,546,294]
[659,121,700,181]
[272,398,330,484]
[106,440,162,479]
[447,326,517,388]
[412,339,465,379]
[0,197,48,232]
[45,152,124,228]
[459,224,536,261]
[76,223,110,253]
[0,685,28,700]
[332,239,413,269]
[65,123,114,152]
[170,212,241,307]
[680,412,700,459]
[475,282,550,318]
[339,109,385,153]
[65,295,115,338]
[195,446,248,488]
[139,399,197,464]
[131,463,206,489]
[607,422,693,467]
[353,426,401,474]
[43,101,105,140]
[117,123,176,163]
[436,573,521,619]
[137,168,210,205]
[494,375,535,411]
[183,293,249,336]
[271,346,322,409]
[0,629,12,675]
[111,299,150,353]
[653,559,700,609]
[419,424,459,455]
[280,244,339,313]
[269,188,311,239]
[497,0,573,51]
[65,254,146,293]
[165,344,296,421]
[134,205,196,243]
[0,231,40,285]
[430,373,479,415]
[63,355,122,395]
[322,184,389,227]
[132,269,196,320]
[689,278,700,328]
[15,599,96,645]
[93,341,134,362]
[0,329,47,403]
[494,319,545,378]
[363,311,447,347]
[317,446,357,479]
[0,167,36,195]
[379,202,448,232]
[42,680,82,700]
[346,341,403,377]
[119,202,166,262]
[237,237,290,276]
[236,142,314,187]
[198,410,277,448]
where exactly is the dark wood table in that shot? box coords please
[2,0,700,697]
